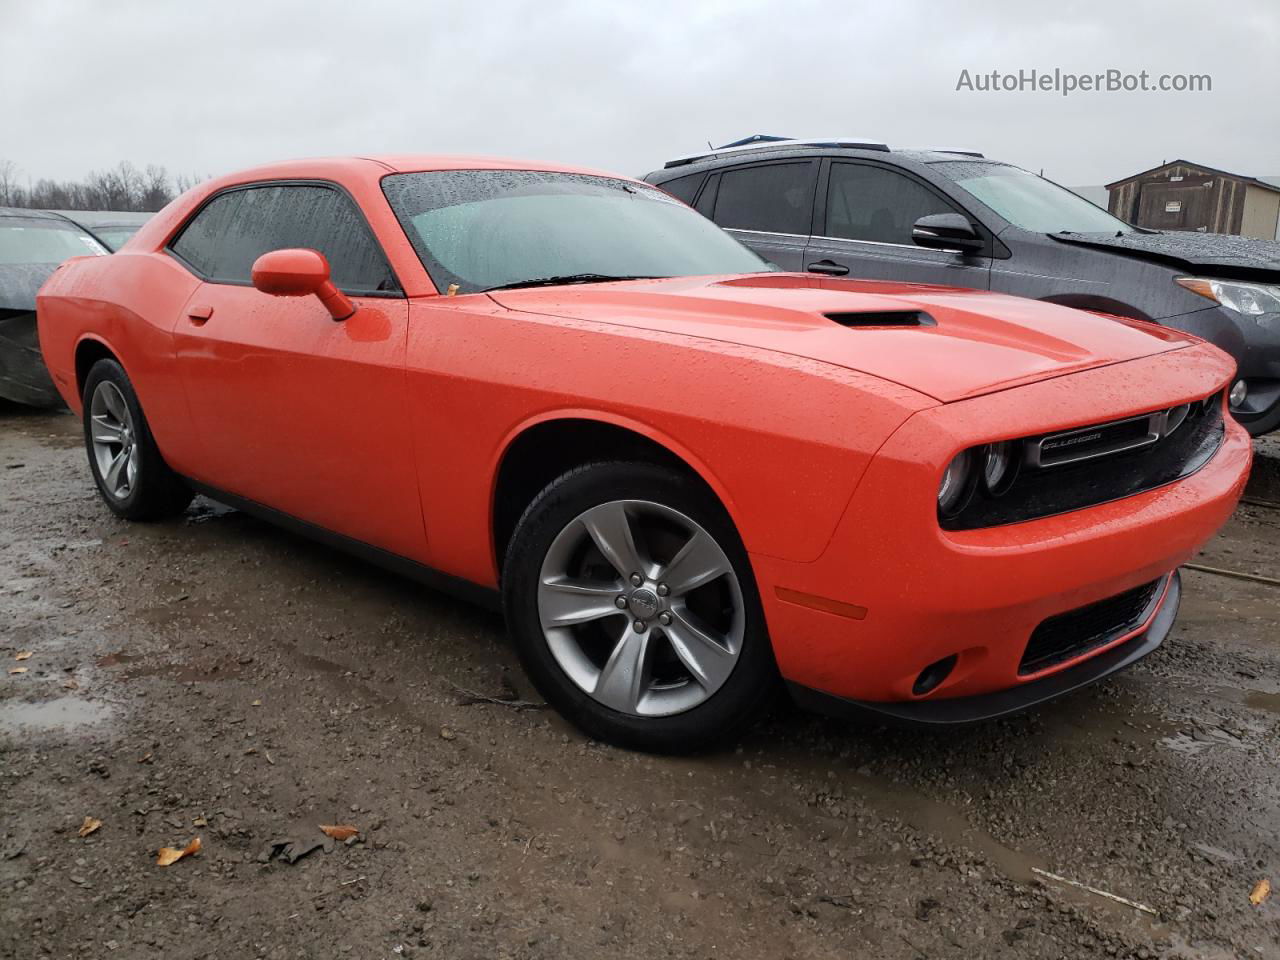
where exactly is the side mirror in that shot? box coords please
[911,213,985,254]
[251,248,355,321]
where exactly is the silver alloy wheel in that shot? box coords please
[537,499,745,717]
[89,381,138,501]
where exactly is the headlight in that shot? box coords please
[981,441,1018,495]
[1175,277,1280,316]
[937,450,975,518]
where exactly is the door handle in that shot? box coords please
[187,304,213,325]
[806,260,850,277]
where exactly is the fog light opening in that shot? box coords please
[912,654,958,696]
[1229,379,1248,408]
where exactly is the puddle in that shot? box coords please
[1161,728,1244,756]
[1244,690,1280,715]
[96,651,140,668]
[0,698,113,737]
[121,660,243,683]
[844,771,1043,884]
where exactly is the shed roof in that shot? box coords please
[1106,159,1280,194]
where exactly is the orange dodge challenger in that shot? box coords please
[37,156,1249,752]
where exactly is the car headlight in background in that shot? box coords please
[1175,277,1280,316]
[1229,380,1248,408]
[938,450,975,518]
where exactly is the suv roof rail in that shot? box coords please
[664,136,891,169]
[929,149,985,158]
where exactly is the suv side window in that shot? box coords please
[171,184,397,294]
[712,162,816,235]
[659,173,704,205]
[825,163,958,245]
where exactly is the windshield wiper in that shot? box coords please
[483,273,661,292]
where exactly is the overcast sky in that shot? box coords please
[2,0,1276,189]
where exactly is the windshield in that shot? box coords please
[382,170,768,294]
[91,226,142,251]
[0,219,110,264]
[936,162,1133,235]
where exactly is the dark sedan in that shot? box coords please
[0,207,108,406]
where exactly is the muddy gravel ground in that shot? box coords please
[2,403,1278,960]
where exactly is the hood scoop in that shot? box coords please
[826,310,936,328]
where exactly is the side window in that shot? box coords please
[278,187,396,293]
[170,191,242,276]
[712,162,816,235]
[694,175,718,217]
[825,163,959,245]
[658,173,704,205]
[171,184,396,294]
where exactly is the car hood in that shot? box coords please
[0,262,59,312]
[1050,230,1280,277]
[489,273,1195,403]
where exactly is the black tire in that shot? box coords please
[82,358,193,521]
[503,461,778,753]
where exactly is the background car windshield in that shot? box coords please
[383,171,768,293]
[0,220,108,264]
[92,226,142,251]
[938,162,1134,235]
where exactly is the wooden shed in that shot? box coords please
[1106,160,1280,239]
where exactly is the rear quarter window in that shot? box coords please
[658,173,704,205]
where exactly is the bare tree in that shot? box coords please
[142,165,173,210]
[0,159,19,206]
[0,159,198,212]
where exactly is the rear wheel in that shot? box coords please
[82,358,192,520]
[503,461,777,753]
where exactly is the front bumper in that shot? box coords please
[1165,304,1280,436]
[753,344,1249,712]
[787,571,1179,726]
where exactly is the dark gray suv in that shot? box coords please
[643,138,1280,435]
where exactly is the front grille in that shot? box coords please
[945,391,1225,530]
[1019,577,1164,676]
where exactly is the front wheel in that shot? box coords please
[82,358,193,521]
[503,461,777,753]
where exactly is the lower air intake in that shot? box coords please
[1019,577,1164,676]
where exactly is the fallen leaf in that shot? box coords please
[137,752,152,764]
[8,667,27,675]
[192,816,207,827]
[15,651,32,661]
[251,699,262,707]
[243,747,257,756]
[78,817,102,838]
[156,836,201,867]
[319,824,359,841]
[1251,878,1271,906]
[439,727,456,741]
[62,678,79,690]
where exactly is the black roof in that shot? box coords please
[651,142,999,181]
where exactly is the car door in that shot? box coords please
[804,161,992,289]
[702,160,818,271]
[167,182,425,561]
